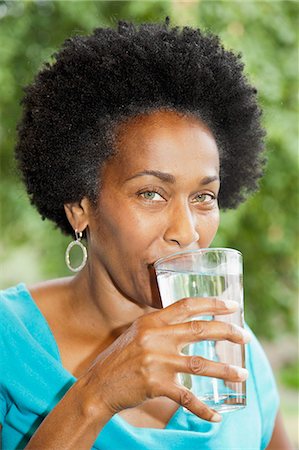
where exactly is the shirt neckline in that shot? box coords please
[18,282,182,431]
[19,282,62,363]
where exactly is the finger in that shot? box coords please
[162,382,222,422]
[155,297,239,325]
[166,354,248,381]
[156,320,251,345]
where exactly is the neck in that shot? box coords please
[68,262,154,336]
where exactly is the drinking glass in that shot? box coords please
[154,248,246,413]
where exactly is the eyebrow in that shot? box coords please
[125,170,219,185]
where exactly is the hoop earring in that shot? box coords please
[65,229,88,272]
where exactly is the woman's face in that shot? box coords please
[87,110,220,308]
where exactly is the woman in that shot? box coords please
[0,19,292,449]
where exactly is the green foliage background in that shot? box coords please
[0,0,298,343]
[0,4,298,442]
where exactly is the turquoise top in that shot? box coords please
[0,283,279,450]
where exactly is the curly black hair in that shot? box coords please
[15,18,266,237]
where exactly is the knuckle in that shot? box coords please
[189,356,206,374]
[139,352,159,381]
[212,297,219,310]
[136,328,152,348]
[223,364,232,379]
[192,399,217,422]
[146,377,161,398]
[141,352,154,368]
[214,297,227,310]
[197,402,212,418]
[135,314,150,329]
[190,320,205,336]
[179,389,194,408]
[177,298,193,314]
[143,310,159,325]
[228,323,242,340]
[154,310,168,325]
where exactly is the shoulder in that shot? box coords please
[245,324,280,449]
[0,283,30,325]
[0,278,72,334]
[0,283,26,301]
[0,280,67,373]
[0,283,46,346]
[0,279,60,316]
[26,276,74,311]
[25,277,75,336]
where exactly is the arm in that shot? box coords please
[3,298,247,449]
[266,410,294,450]
[25,376,114,450]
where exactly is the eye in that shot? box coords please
[192,193,217,205]
[139,191,165,202]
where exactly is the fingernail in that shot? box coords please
[232,366,249,380]
[211,412,222,422]
[242,329,252,343]
[224,300,239,309]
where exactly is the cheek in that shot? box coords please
[91,202,160,303]
[200,209,220,247]
[94,200,159,255]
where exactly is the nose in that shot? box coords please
[163,200,200,248]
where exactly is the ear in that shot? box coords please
[64,197,90,233]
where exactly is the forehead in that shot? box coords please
[103,110,219,181]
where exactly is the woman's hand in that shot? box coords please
[84,297,250,422]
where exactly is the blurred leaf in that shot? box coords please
[279,360,299,390]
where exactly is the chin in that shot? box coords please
[133,286,162,310]
[127,264,163,309]
[146,295,163,310]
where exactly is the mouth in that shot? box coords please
[147,253,175,267]
[147,247,202,267]
[147,257,163,268]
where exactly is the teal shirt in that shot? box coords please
[0,283,279,450]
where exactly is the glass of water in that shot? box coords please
[154,248,246,413]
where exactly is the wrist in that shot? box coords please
[74,372,115,426]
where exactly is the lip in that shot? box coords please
[147,257,167,267]
[148,248,202,267]
[147,254,177,266]
[147,260,159,267]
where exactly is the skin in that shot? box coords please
[75,110,221,309]
[0,110,292,449]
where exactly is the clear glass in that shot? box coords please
[154,248,246,413]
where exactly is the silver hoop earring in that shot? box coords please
[65,229,88,272]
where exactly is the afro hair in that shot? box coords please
[15,18,266,237]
